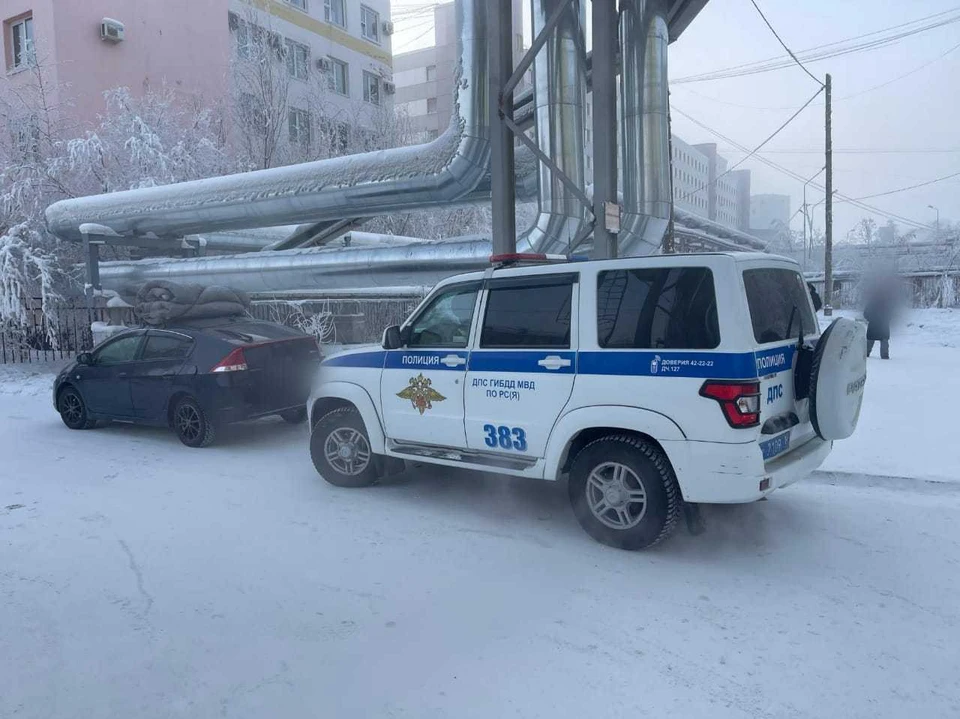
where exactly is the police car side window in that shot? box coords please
[597,268,720,349]
[480,276,573,349]
[406,283,480,348]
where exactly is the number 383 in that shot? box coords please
[483,424,527,451]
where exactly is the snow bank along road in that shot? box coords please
[2,311,959,718]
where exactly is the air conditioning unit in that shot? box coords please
[383,81,396,95]
[382,20,395,35]
[100,18,125,43]
[317,57,332,72]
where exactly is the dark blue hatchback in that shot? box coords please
[53,318,321,447]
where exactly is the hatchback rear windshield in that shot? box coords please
[743,268,817,344]
[597,267,720,349]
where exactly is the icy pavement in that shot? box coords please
[1,310,959,718]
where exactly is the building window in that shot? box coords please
[324,0,346,28]
[426,97,437,114]
[289,108,311,146]
[426,64,437,82]
[7,15,35,70]
[285,39,309,81]
[286,0,307,10]
[328,57,348,96]
[360,5,380,43]
[363,70,380,105]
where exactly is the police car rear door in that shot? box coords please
[741,262,820,462]
[463,272,578,457]
[380,281,481,449]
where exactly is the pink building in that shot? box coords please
[1,0,230,130]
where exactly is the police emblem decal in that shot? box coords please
[396,373,446,415]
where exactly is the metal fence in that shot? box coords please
[0,298,113,365]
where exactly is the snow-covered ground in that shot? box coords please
[1,310,959,718]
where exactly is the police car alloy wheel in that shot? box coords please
[568,435,681,550]
[310,406,379,487]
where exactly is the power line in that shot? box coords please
[673,38,960,110]
[842,169,960,201]
[677,87,823,202]
[673,7,960,84]
[747,0,823,86]
[672,105,931,229]
[714,147,960,155]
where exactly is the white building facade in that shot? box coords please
[228,0,394,153]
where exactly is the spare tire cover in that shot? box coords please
[809,317,868,440]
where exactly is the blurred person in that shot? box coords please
[863,283,895,359]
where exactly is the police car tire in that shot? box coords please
[568,435,681,550]
[310,406,379,488]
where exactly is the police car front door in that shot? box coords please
[380,282,481,449]
[464,274,578,458]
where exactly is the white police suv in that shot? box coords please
[307,252,867,549]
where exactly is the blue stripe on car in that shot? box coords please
[322,343,800,379]
[468,351,577,374]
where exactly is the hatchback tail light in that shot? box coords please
[210,347,248,373]
[700,381,761,428]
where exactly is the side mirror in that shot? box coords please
[77,352,93,366]
[382,325,402,350]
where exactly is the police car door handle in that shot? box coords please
[537,355,571,370]
[440,354,466,368]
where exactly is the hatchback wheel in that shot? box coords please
[569,435,681,550]
[58,387,97,430]
[173,396,216,448]
[310,406,378,487]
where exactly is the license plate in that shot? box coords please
[760,431,791,461]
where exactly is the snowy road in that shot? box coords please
[2,386,959,718]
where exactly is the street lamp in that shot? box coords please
[928,204,940,237]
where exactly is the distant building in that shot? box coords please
[394,0,524,141]
[750,194,791,235]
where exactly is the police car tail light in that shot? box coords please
[210,347,248,373]
[699,381,761,428]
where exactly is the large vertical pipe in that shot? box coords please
[591,0,619,259]
[488,0,517,255]
[619,0,672,256]
[517,0,588,254]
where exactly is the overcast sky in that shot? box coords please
[393,0,959,239]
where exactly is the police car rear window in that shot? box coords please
[596,267,720,349]
[743,268,817,344]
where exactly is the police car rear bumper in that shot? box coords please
[663,436,832,504]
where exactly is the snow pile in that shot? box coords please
[819,308,960,482]
[0,361,63,396]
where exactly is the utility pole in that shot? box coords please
[591,0,619,259]
[823,73,833,316]
[488,0,516,256]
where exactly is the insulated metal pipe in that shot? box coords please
[517,0,589,254]
[619,0,672,256]
[46,0,490,243]
[98,239,493,294]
